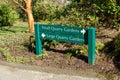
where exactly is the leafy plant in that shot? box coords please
[66,40,105,59]
[103,33,120,58]
[43,40,61,49]
[112,33,120,56]
[36,0,120,29]
[48,0,100,27]
[29,35,61,51]
[36,49,48,59]
[66,45,88,58]
[93,0,120,28]
[0,48,35,63]
[0,2,19,27]
[96,41,105,54]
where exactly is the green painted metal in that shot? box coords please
[39,24,87,44]
[40,31,85,44]
[88,27,96,65]
[34,24,42,55]
[34,23,96,65]
[39,24,87,35]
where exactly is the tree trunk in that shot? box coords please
[26,0,34,33]
[26,10,34,33]
[12,0,34,33]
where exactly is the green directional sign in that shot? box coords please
[41,32,85,44]
[39,24,87,44]
[34,23,96,65]
[39,24,86,35]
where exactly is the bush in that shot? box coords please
[59,0,120,28]
[57,0,99,27]
[113,33,120,56]
[33,0,57,21]
[93,0,120,28]
[0,2,19,27]
[105,33,120,57]
[33,0,120,29]
[58,7,99,27]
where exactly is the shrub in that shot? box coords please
[0,2,19,27]
[105,33,120,57]
[113,33,120,56]
[33,0,57,21]
[93,0,120,29]
[32,0,120,29]
[52,0,100,27]
[58,0,120,28]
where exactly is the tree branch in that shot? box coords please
[12,0,27,12]
[23,0,27,4]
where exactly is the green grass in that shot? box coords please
[0,22,28,36]
[0,22,35,63]
[0,22,29,48]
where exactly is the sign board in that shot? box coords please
[39,24,88,44]
[34,24,96,65]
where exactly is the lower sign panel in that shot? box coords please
[41,32,85,44]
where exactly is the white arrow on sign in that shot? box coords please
[41,33,46,38]
[81,29,86,35]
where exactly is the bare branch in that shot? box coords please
[12,0,27,12]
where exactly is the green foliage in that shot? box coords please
[65,52,73,59]
[0,48,34,63]
[0,22,28,37]
[96,41,105,54]
[66,45,88,58]
[34,0,99,27]
[33,0,57,21]
[0,48,15,62]
[43,40,60,49]
[58,7,99,27]
[0,22,35,63]
[29,35,61,52]
[36,49,48,59]
[93,0,120,28]
[66,41,104,58]
[33,0,120,29]
[0,2,19,27]
[0,33,29,50]
[104,33,120,57]
[29,35,36,52]
[113,33,120,56]
[58,0,120,28]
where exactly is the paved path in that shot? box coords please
[0,62,107,80]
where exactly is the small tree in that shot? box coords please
[12,0,34,33]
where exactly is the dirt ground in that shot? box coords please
[0,28,120,80]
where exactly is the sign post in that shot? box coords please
[35,24,42,55]
[88,28,96,65]
[34,24,96,65]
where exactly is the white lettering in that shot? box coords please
[47,34,55,39]
[41,26,50,30]
[69,36,84,42]
[64,27,79,33]
[56,35,68,40]
[51,27,63,32]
